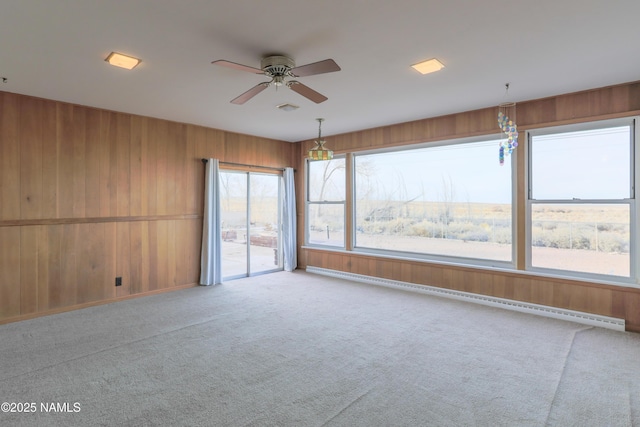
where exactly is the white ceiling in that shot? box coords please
[1,0,639,142]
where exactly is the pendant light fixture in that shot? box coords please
[307,118,333,161]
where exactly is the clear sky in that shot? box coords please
[531,126,630,200]
[356,138,513,204]
[354,125,631,204]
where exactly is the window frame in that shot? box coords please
[350,135,517,269]
[304,155,347,249]
[525,117,638,284]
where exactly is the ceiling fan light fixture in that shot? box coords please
[273,75,286,87]
[308,118,333,161]
[105,52,141,70]
[411,58,444,75]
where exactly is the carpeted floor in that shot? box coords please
[1,270,639,426]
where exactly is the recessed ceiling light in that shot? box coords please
[411,58,445,75]
[105,52,141,70]
[277,103,299,112]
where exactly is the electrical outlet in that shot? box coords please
[115,277,122,287]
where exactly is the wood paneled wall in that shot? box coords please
[4,83,640,330]
[0,91,295,323]
[296,81,640,332]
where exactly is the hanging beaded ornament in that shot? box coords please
[498,102,518,165]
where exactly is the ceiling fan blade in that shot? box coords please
[230,82,270,104]
[290,59,341,77]
[212,60,264,74]
[287,81,328,103]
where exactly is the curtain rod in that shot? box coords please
[201,158,294,172]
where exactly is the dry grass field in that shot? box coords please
[309,200,631,278]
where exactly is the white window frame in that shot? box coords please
[219,169,284,280]
[350,135,517,269]
[525,117,638,286]
[304,156,347,249]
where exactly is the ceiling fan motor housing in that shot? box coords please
[261,55,295,77]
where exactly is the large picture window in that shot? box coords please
[527,119,635,280]
[354,138,513,263]
[306,157,346,247]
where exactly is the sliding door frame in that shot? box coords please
[220,169,283,280]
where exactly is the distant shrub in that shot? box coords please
[598,232,629,253]
[572,236,591,250]
[531,221,629,253]
[461,231,490,242]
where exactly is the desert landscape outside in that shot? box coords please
[308,200,630,277]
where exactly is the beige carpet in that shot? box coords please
[1,270,639,426]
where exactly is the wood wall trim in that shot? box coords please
[0,214,202,227]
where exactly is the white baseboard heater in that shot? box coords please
[306,266,625,332]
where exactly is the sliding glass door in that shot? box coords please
[220,170,283,279]
[249,173,283,275]
[219,172,248,278]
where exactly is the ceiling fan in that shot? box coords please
[212,55,341,105]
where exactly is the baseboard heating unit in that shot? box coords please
[306,266,625,332]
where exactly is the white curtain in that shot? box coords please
[200,158,222,285]
[282,167,297,272]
